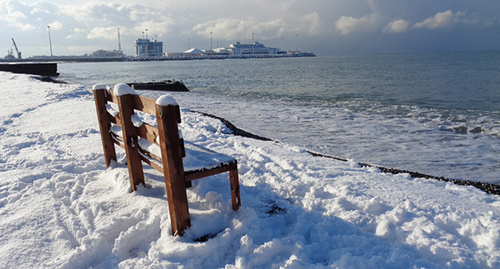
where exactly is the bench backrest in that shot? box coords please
[94,84,187,182]
[93,83,191,234]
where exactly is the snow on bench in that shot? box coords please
[93,83,241,236]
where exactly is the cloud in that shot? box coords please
[335,13,379,35]
[1,0,33,31]
[48,21,63,31]
[61,2,175,40]
[301,12,321,35]
[86,27,119,40]
[65,28,86,40]
[6,9,26,20]
[483,16,500,28]
[414,10,456,29]
[29,2,59,17]
[65,3,130,28]
[335,16,359,35]
[383,19,409,34]
[333,0,382,35]
[192,17,288,41]
[17,23,36,31]
[192,18,252,40]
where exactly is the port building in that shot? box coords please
[134,38,163,58]
[91,50,123,58]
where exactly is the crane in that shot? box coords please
[11,38,22,59]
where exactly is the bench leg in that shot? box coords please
[93,89,117,168]
[117,94,145,191]
[157,103,191,235]
[229,169,241,211]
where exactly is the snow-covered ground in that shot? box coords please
[1,71,499,268]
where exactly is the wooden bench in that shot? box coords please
[93,83,241,236]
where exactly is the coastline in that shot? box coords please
[0,52,315,63]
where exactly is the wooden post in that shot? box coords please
[229,166,241,211]
[93,88,116,168]
[156,103,191,235]
[117,94,145,191]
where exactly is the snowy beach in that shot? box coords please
[1,72,499,268]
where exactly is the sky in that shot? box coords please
[1,0,499,57]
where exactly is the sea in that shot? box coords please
[58,51,500,184]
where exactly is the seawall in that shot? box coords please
[0,62,59,76]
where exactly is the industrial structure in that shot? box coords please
[91,50,123,58]
[11,38,21,59]
[134,38,163,58]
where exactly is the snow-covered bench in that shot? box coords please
[93,83,241,236]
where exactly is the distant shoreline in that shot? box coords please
[0,52,315,63]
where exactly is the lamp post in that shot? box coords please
[47,26,53,57]
[118,27,122,51]
[252,33,255,56]
[295,33,298,52]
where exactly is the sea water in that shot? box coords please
[59,51,500,183]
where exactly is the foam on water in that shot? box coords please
[159,92,500,183]
[59,51,500,183]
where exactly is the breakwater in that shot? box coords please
[0,62,59,76]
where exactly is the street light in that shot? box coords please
[295,34,298,51]
[47,25,53,57]
[252,33,255,55]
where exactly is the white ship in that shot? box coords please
[166,41,315,60]
[227,42,285,56]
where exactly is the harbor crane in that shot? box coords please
[11,38,22,59]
